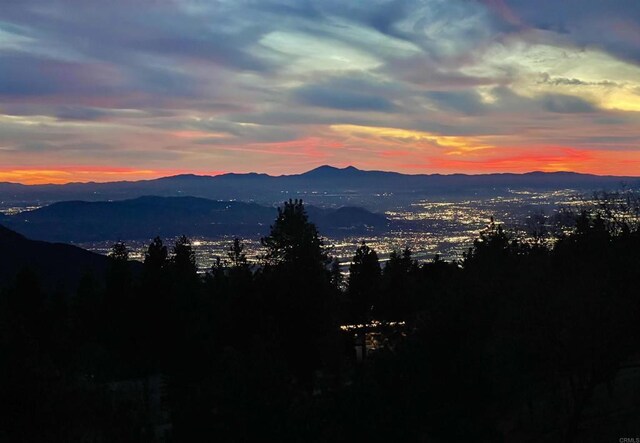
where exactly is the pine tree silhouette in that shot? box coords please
[347,242,381,323]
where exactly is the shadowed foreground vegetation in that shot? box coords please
[2,197,640,442]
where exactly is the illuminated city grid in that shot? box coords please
[16,188,585,271]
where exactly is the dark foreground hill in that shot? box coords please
[0,224,116,290]
[2,196,389,242]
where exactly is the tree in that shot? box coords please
[347,242,381,323]
[109,241,129,262]
[105,242,135,359]
[106,241,131,297]
[144,236,168,275]
[227,238,248,268]
[171,235,197,277]
[463,217,515,269]
[140,237,170,370]
[384,248,415,277]
[106,241,132,298]
[261,199,327,270]
[379,248,418,320]
[259,199,336,390]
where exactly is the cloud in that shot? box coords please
[293,86,396,112]
[1,0,640,179]
[53,107,108,121]
[536,74,620,88]
[539,94,597,113]
[0,52,122,97]
[477,0,640,63]
[425,90,487,115]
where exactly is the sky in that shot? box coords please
[1,0,640,184]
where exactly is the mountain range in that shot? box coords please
[1,166,637,209]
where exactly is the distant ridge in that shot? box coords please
[0,165,637,205]
[2,196,389,242]
[3,165,637,186]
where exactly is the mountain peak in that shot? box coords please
[302,165,362,177]
[158,173,213,181]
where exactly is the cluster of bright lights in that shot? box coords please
[44,188,602,269]
[340,320,406,332]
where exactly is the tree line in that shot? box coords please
[2,196,640,442]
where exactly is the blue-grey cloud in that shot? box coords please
[294,87,396,111]
[426,90,487,115]
[478,0,640,64]
[539,94,597,114]
[0,53,106,97]
[288,73,404,112]
[53,107,108,121]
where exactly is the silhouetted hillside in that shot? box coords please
[0,224,25,242]
[2,196,389,242]
[0,224,116,290]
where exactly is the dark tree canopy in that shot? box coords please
[108,241,129,262]
[379,248,418,320]
[144,236,168,272]
[258,200,337,390]
[261,199,327,270]
[227,237,247,268]
[3,193,640,442]
[171,235,197,276]
[347,242,381,322]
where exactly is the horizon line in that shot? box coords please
[1,164,639,186]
